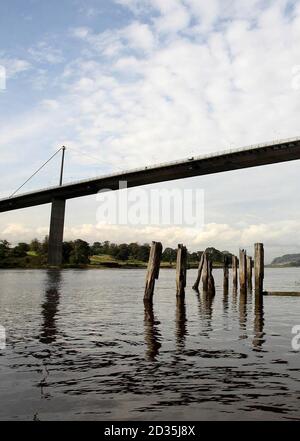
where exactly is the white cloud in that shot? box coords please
[123,21,155,51]
[2,223,31,237]
[153,0,191,34]
[28,42,64,64]
[3,220,300,262]
[0,57,31,78]
[2,0,300,258]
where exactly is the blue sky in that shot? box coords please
[1,0,300,261]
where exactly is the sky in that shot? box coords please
[1,0,300,262]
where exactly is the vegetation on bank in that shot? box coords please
[0,238,233,269]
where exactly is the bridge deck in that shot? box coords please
[1,137,300,213]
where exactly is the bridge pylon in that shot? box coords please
[48,198,66,266]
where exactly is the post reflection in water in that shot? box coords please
[232,286,238,311]
[239,292,247,339]
[223,284,229,313]
[197,291,214,335]
[253,294,265,350]
[40,270,62,344]
[175,296,187,349]
[143,299,162,361]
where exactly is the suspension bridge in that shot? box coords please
[1,137,300,265]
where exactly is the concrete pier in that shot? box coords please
[48,198,66,266]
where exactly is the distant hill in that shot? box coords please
[271,254,300,266]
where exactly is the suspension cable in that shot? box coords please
[68,146,123,171]
[9,147,63,198]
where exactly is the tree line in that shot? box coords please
[0,238,233,266]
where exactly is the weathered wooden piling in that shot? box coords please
[144,241,163,301]
[192,252,205,291]
[239,249,247,293]
[232,255,238,290]
[207,259,215,296]
[176,244,187,297]
[201,253,215,295]
[223,255,229,292]
[254,243,264,294]
[202,253,209,292]
[246,256,253,289]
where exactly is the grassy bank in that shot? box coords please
[0,253,227,270]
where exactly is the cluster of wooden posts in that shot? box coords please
[144,241,264,302]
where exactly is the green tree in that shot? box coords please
[91,241,103,255]
[0,240,10,259]
[12,242,30,257]
[30,238,42,254]
[162,247,177,263]
[128,242,140,260]
[102,241,111,254]
[137,244,150,262]
[69,239,90,264]
[41,236,49,256]
[115,243,129,261]
[188,251,200,262]
[62,241,74,263]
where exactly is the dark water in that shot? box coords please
[0,268,299,421]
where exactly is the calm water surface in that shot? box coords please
[0,268,299,420]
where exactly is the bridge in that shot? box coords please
[1,137,300,265]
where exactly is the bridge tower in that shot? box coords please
[48,147,66,266]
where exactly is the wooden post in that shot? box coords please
[207,259,215,296]
[232,255,238,290]
[202,253,208,292]
[247,256,253,289]
[144,241,163,301]
[176,244,187,297]
[223,255,229,292]
[255,243,264,294]
[192,252,204,291]
[239,249,247,293]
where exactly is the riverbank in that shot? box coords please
[0,253,225,270]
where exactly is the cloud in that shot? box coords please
[2,223,31,237]
[2,0,300,259]
[0,57,31,78]
[28,42,64,64]
[3,220,300,262]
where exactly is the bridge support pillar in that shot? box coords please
[48,198,66,266]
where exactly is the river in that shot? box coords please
[0,268,299,420]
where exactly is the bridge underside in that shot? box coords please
[1,138,300,213]
[1,138,300,265]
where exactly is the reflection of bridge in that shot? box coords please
[1,137,300,265]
